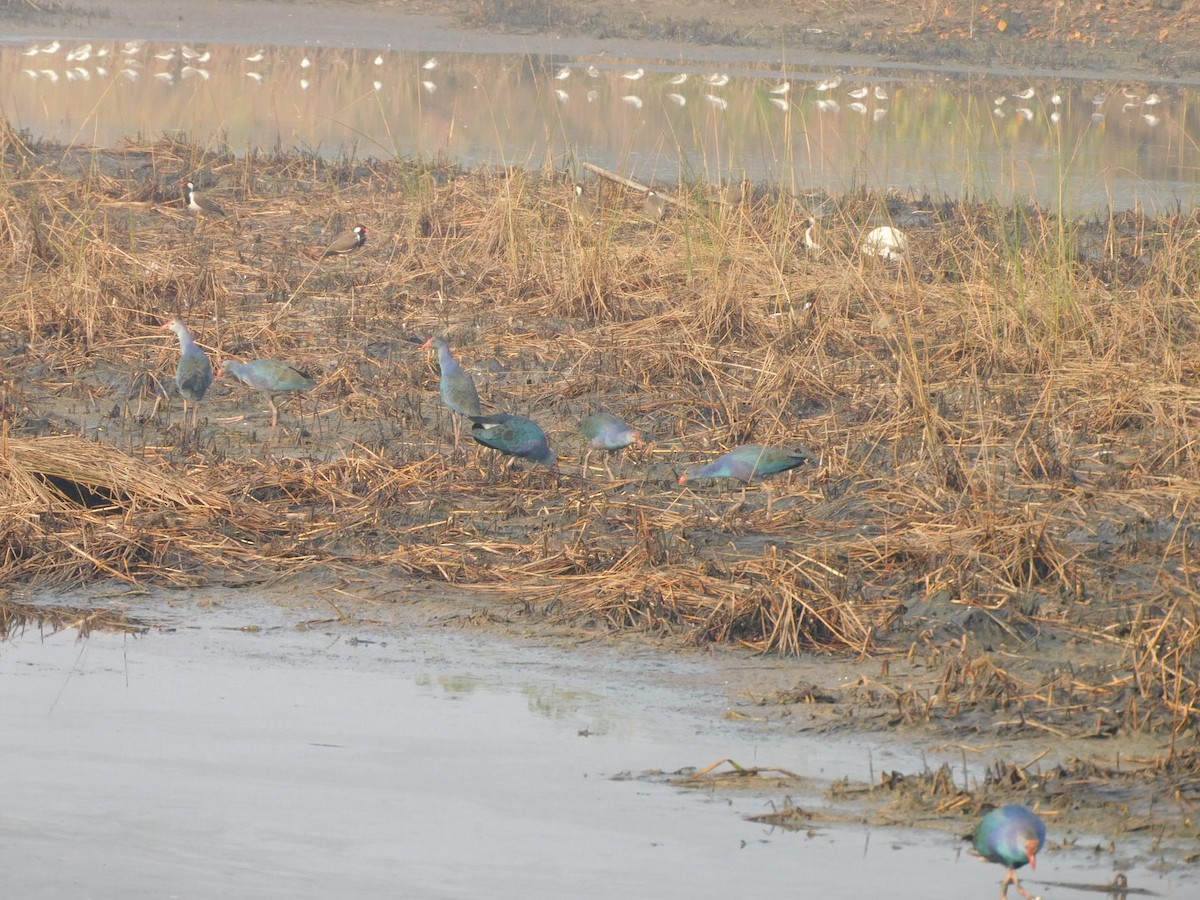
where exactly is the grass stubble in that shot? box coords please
[2,115,1200,849]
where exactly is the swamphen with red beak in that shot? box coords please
[470,413,557,469]
[162,318,213,429]
[422,336,481,448]
[678,444,816,485]
[973,804,1047,900]
[219,359,315,429]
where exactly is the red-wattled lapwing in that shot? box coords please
[319,224,367,258]
[183,180,227,218]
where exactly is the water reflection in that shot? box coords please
[3,38,1198,212]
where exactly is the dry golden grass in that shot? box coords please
[2,127,1200,738]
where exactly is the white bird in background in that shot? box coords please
[874,85,889,101]
[245,49,266,62]
[300,56,311,69]
[373,55,384,66]
[816,74,841,92]
[769,81,790,95]
[555,66,571,80]
[848,86,868,99]
[122,41,143,55]
[422,57,438,70]
[1015,107,1034,121]
[994,95,1006,106]
[667,93,687,106]
[587,65,599,77]
[704,94,728,110]
[861,226,907,262]
[668,72,688,85]
[41,41,61,55]
[621,94,643,108]
[1144,93,1162,105]
[23,44,41,56]
[704,73,729,87]
[154,48,176,62]
[180,44,200,59]
[66,43,92,62]
[96,47,110,58]
[373,80,383,91]
[554,89,569,102]
[621,67,644,80]
[1050,93,1062,106]
[1013,87,1035,100]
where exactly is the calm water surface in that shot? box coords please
[2,37,1200,213]
[0,598,1191,898]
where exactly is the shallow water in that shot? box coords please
[0,598,1189,899]
[2,37,1199,214]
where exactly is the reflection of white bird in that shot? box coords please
[66,43,92,62]
[704,94,728,110]
[69,67,91,81]
[1050,111,1061,123]
[555,67,571,80]
[300,56,311,69]
[848,86,868,99]
[120,68,139,81]
[622,67,644,80]
[704,73,729,87]
[769,97,788,111]
[621,94,643,108]
[993,96,1006,106]
[1143,114,1161,126]
[667,93,687,106]
[373,55,384,66]
[874,85,889,101]
[181,66,209,81]
[246,72,264,84]
[22,69,38,79]
[554,89,569,102]
[155,72,174,83]
[122,41,143,55]
[587,65,599,78]
[1015,107,1034,121]
[861,226,907,262]
[1144,93,1161,106]
[815,99,839,113]
[873,107,888,122]
[422,80,437,94]
[1091,111,1105,124]
[816,74,841,92]
[23,45,41,56]
[668,72,688,85]
[245,50,265,62]
[1122,102,1136,113]
[40,69,59,82]
[300,78,310,90]
[769,81,790,95]
[849,101,867,115]
[1013,87,1035,100]
[154,49,176,62]
[180,45,200,59]
[1091,94,1106,106]
[586,89,598,102]
[422,57,438,70]
[993,108,1005,118]
[1050,93,1062,106]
